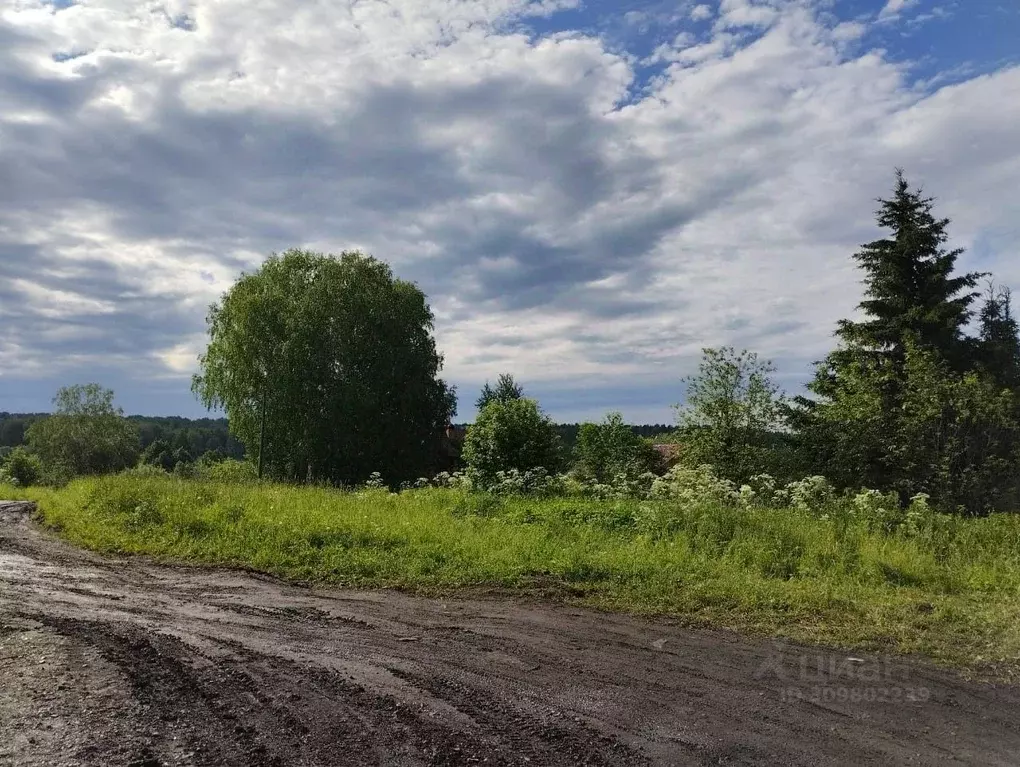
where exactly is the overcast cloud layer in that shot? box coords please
[0,0,1018,422]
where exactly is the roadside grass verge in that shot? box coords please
[4,475,1020,677]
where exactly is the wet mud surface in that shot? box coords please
[2,501,1019,766]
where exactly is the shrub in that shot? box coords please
[483,467,565,497]
[649,464,739,506]
[573,412,665,483]
[462,398,562,487]
[195,458,258,483]
[198,449,227,465]
[850,488,904,532]
[429,471,472,490]
[744,474,779,504]
[141,439,175,472]
[903,493,936,536]
[27,384,140,478]
[779,475,835,513]
[172,447,194,467]
[121,464,169,479]
[173,460,197,479]
[0,447,44,487]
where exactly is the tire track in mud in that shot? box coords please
[3,500,1020,766]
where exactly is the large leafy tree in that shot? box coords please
[462,398,562,484]
[193,249,456,486]
[26,384,140,478]
[674,347,786,482]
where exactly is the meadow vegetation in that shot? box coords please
[5,470,1020,676]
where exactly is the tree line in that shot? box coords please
[0,409,661,466]
[3,171,1017,513]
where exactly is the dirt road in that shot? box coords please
[2,501,1019,766]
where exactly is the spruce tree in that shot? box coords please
[834,169,984,370]
[796,171,992,503]
[977,283,1020,389]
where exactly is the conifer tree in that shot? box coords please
[977,283,1020,390]
[794,172,1007,507]
[828,169,984,375]
[810,171,984,403]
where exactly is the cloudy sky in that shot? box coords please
[0,0,1018,423]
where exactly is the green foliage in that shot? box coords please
[173,446,194,465]
[573,411,664,483]
[25,384,140,480]
[121,463,171,479]
[199,448,227,465]
[977,283,1020,389]
[0,446,43,487]
[851,488,908,533]
[129,415,245,460]
[475,373,524,411]
[803,339,1020,512]
[485,467,564,497]
[195,458,259,483]
[141,439,176,472]
[674,347,786,482]
[780,475,837,513]
[0,414,45,448]
[192,249,456,487]
[796,172,1020,514]
[648,463,740,506]
[3,411,244,461]
[461,398,562,487]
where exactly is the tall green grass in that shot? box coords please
[5,476,1020,675]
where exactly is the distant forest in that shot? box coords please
[0,413,247,460]
[0,412,672,458]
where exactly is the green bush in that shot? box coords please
[649,464,739,506]
[462,398,562,486]
[140,439,175,472]
[121,464,168,479]
[27,384,140,478]
[573,412,664,483]
[195,458,258,483]
[0,447,43,488]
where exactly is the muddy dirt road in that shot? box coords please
[2,501,1019,766]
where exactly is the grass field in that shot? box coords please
[6,475,1020,677]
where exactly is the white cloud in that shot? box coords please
[715,0,780,30]
[9,279,117,319]
[0,0,1018,421]
[831,20,867,41]
[690,4,714,22]
[878,0,920,21]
